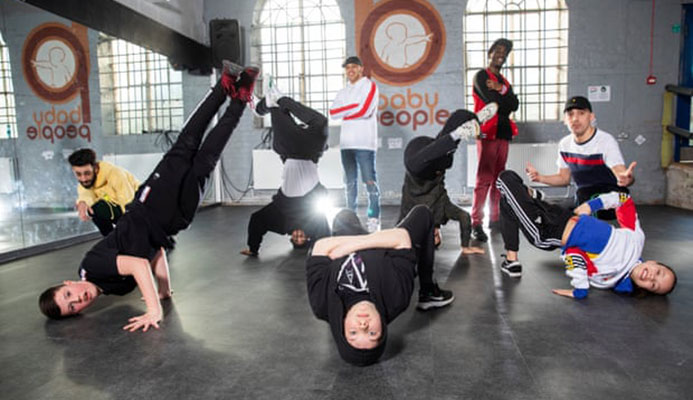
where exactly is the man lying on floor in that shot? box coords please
[306,205,453,366]
[39,62,258,332]
[240,81,330,256]
[495,169,676,299]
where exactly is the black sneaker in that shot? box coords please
[417,283,455,311]
[471,224,488,242]
[500,254,522,278]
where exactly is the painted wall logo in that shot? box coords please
[356,0,446,86]
[22,23,92,143]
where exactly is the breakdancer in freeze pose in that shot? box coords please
[399,103,498,254]
[240,81,330,256]
[495,169,676,299]
[39,62,259,332]
[306,205,454,366]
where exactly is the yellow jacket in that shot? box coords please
[76,161,140,212]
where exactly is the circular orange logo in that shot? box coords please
[359,0,445,86]
[22,23,88,104]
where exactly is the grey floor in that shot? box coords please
[1,204,692,400]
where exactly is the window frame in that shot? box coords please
[97,34,184,135]
[0,33,18,139]
[252,0,347,125]
[464,0,569,122]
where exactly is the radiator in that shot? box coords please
[466,143,559,187]
[252,148,344,189]
[103,153,163,182]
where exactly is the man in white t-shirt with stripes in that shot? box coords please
[329,56,381,232]
[525,96,636,220]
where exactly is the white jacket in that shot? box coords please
[329,76,379,151]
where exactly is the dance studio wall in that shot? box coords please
[206,0,681,205]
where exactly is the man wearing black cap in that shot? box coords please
[470,38,519,243]
[525,95,635,217]
[329,56,381,233]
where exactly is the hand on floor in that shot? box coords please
[461,246,485,255]
[552,289,574,298]
[240,249,258,257]
[123,311,162,332]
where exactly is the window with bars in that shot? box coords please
[0,33,17,139]
[252,0,346,122]
[97,34,184,135]
[464,0,569,121]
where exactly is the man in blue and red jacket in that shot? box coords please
[471,38,519,242]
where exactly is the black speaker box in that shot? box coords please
[210,19,241,68]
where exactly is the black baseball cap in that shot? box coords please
[564,96,592,113]
[488,38,513,55]
[342,56,362,67]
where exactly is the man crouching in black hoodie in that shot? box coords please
[305,205,454,366]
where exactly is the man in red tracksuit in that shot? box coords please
[471,38,519,242]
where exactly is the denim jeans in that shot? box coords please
[340,149,380,218]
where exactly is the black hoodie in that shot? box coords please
[399,109,478,223]
[306,248,418,366]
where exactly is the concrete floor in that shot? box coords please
[0,204,692,400]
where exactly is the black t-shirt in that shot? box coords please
[79,210,158,295]
[306,248,417,324]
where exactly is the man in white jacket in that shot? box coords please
[330,56,381,232]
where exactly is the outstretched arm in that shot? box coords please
[117,255,163,332]
[526,162,571,186]
[556,249,593,299]
[150,248,172,299]
[312,228,412,260]
[612,161,636,187]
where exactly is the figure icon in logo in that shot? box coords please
[31,45,75,89]
[378,21,432,69]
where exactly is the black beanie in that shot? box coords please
[329,300,388,366]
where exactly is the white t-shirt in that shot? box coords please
[556,129,625,188]
[281,159,320,197]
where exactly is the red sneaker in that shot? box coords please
[220,60,243,98]
[233,66,260,103]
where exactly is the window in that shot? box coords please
[464,0,568,121]
[97,34,183,135]
[253,0,346,120]
[0,33,17,139]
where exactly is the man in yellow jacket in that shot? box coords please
[68,148,139,235]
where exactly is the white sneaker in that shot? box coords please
[451,119,480,141]
[265,82,284,108]
[367,217,380,233]
[476,102,498,124]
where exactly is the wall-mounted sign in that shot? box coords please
[587,85,610,102]
[21,23,92,143]
[356,0,446,86]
